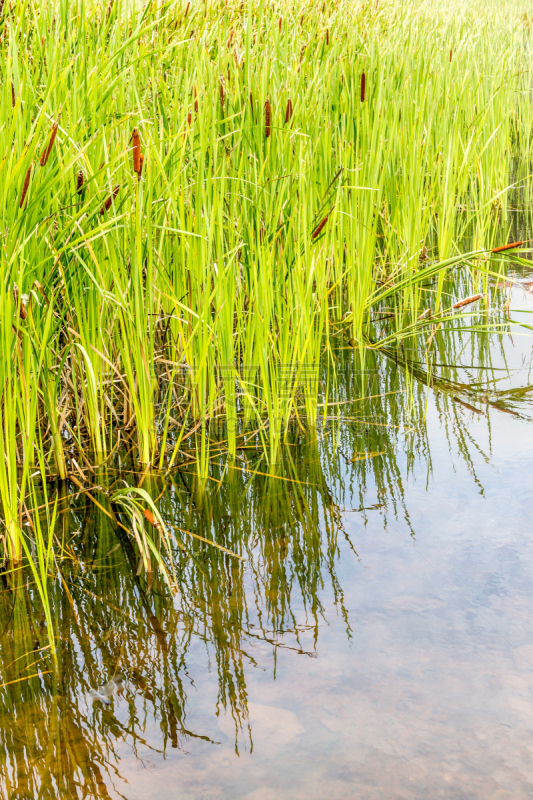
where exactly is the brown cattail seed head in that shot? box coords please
[20,164,32,208]
[264,100,272,138]
[101,184,120,214]
[194,86,199,113]
[184,1,190,16]
[312,215,329,239]
[11,82,15,108]
[13,284,27,320]
[76,170,84,195]
[285,98,293,123]
[219,76,225,108]
[449,48,453,62]
[143,508,157,528]
[227,29,233,47]
[360,71,366,102]
[278,16,282,31]
[326,29,329,45]
[249,90,254,120]
[132,128,141,174]
[40,121,58,167]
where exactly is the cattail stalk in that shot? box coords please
[360,71,366,102]
[492,241,522,253]
[20,165,32,208]
[40,121,58,166]
[312,215,329,239]
[452,293,483,309]
[132,128,141,174]
[13,285,27,320]
[101,184,120,214]
[264,100,272,138]
[285,98,293,123]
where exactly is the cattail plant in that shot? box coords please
[76,170,84,196]
[40,121,58,166]
[360,71,366,102]
[278,16,282,32]
[101,184,120,214]
[264,99,272,138]
[12,284,27,320]
[132,128,141,174]
[285,98,293,123]
[20,164,32,208]
[249,90,254,120]
[11,82,15,108]
[219,75,225,108]
[227,29,234,47]
[326,29,329,45]
[449,48,453,62]
[194,85,199,113]
[184,0,190,16]
[312,214,329,239]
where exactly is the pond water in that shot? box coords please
[3,269,533,799]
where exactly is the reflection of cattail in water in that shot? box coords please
[312,214,329,239]
[264,100,272,138]
[76,170,84,196]
[132,128,141,174]
[20,165,32,208]
[40,121,58,166]
[360,71,366,102]
[101,184,120,214]
[285,98,293,123]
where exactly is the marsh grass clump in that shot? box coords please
[0,0,531,572]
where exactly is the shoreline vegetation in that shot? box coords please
[0,0,532,580]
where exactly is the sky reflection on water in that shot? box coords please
[3,279,533,799]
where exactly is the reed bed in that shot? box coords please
[0,0,532,569]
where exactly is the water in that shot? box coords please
[3,271,533,799]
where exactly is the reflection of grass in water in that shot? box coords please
[2,322,531,791]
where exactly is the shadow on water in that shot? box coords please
[3,264,533,797]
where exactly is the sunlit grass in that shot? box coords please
[0,0,532,570]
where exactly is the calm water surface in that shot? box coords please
[3,275,533,799]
